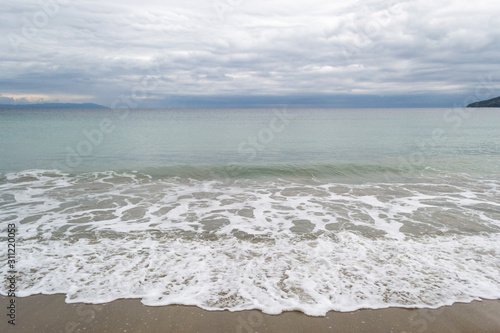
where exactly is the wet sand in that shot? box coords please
[2,295,500,332]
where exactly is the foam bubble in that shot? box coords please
[1,170,500,315]
[4,233,500,316]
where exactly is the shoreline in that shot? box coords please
[2,295,500,332]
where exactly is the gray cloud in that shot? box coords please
[0,0,499,107]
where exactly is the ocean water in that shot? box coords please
[1,108,499,316]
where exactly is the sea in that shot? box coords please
[1,108,499,316]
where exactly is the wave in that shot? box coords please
[138,162,410,180]
[2,161,428,183]
[1,166,500,315]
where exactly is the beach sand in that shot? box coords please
[2,295,500,333]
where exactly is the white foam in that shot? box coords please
[3,233,499,316]
[1,170,500,315]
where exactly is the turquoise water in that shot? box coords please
[1,108,499,315]
[1,108,498,176]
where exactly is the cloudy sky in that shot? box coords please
[0,0,499,107]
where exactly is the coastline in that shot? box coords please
[2,295,500,332]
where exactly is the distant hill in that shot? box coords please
[467,96,500,107]
[0,103,109,109]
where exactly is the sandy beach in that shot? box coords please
[2,295,500,333]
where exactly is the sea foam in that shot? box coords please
[1,169,500,315]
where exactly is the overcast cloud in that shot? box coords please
[0,0,499,107]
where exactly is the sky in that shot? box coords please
[0,0,499,108]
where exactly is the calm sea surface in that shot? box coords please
[1,108,499,315]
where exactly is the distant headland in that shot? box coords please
[467,96,500,107]
[0,103,109,109]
